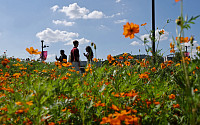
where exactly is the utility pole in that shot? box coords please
[152,0,156,64]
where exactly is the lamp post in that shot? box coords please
[152,0,156,64]
[41,40,49,61]
[185,45,190,57]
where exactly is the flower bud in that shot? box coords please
[91,42,94,46]
[176,16,181,25]
[190,35,194,45]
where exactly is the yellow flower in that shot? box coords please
[123,22,139,39]
[123,53,128,57]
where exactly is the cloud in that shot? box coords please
[98,25,110,30]
[130,41,141,46]
[51,5,59,12]
[36,28,79,43]
[59,3,105,19]
[83,11,104,19]
[105,13,121,18]
[52,20,75,26]
[114,19,128,24]
[64,38,90,45]
[116,0,121,3]
[140,29,169,42]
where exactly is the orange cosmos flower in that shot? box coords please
[107,54,115,63]
[15,102,23,105]
[159,29,165,35]
[141,23,147,26]
[173,104,180,108]
[111,104,120,111]
[124,61,130,66]
[176,37,189,43]
[26,101,33,105]
[139,73,149,79]
[151,67,156,72]
[169,94,175,99]
[175,0,181,2]
[123,22,139,39]
[26,47,41,55]
[119,56,123,60]
[161,63,166,69]
[93,58,98,62]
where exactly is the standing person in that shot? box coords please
[55,50,67,62]
[83,46,93,62]
[70,40,80,71]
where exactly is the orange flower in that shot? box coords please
[119,56,123,60]
[93,58,98,62]
[194,88,198,93]
[26,101,33,105]
[15,102,23,105]
[111,104,120,111]
[139,73,149,79]
[26,47,41,55]
[128,56,133,59]
[161,63,166,69]
[159,29,165,34]
[173,104,180,108]
[124,61,130,66]
[169,94,175,99]
[107,54,115,63]
[175,0,181,2]
[141,23,147,26]
[151,67,156,72]
[123,22,139,39]
[176,37,189,43]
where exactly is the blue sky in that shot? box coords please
[0,0,200,62]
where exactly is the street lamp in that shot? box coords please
[41,40,49,61]
[185,45,190,57]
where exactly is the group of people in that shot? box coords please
[55,40,93,71]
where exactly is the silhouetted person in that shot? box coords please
[55,50,67,62]
[70,40,80,71]
[84,46,93,62]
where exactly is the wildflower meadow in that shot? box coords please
[1,0,200,125]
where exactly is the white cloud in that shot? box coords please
[59,3,105,19]
[51,5,59,12]
[105,13,121,18]
[130,41,141,46]
[140,29,169,42]
[98,25,110,30]
[116,0,121,3]
[65,38,90,45]
[52,20,75,26]
[114,19,128,24]
[59,3,89,19]
[36,28,79,43]
[83,11,104,19]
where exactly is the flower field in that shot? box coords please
[0,53,200,125]
[1,0,200,124]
